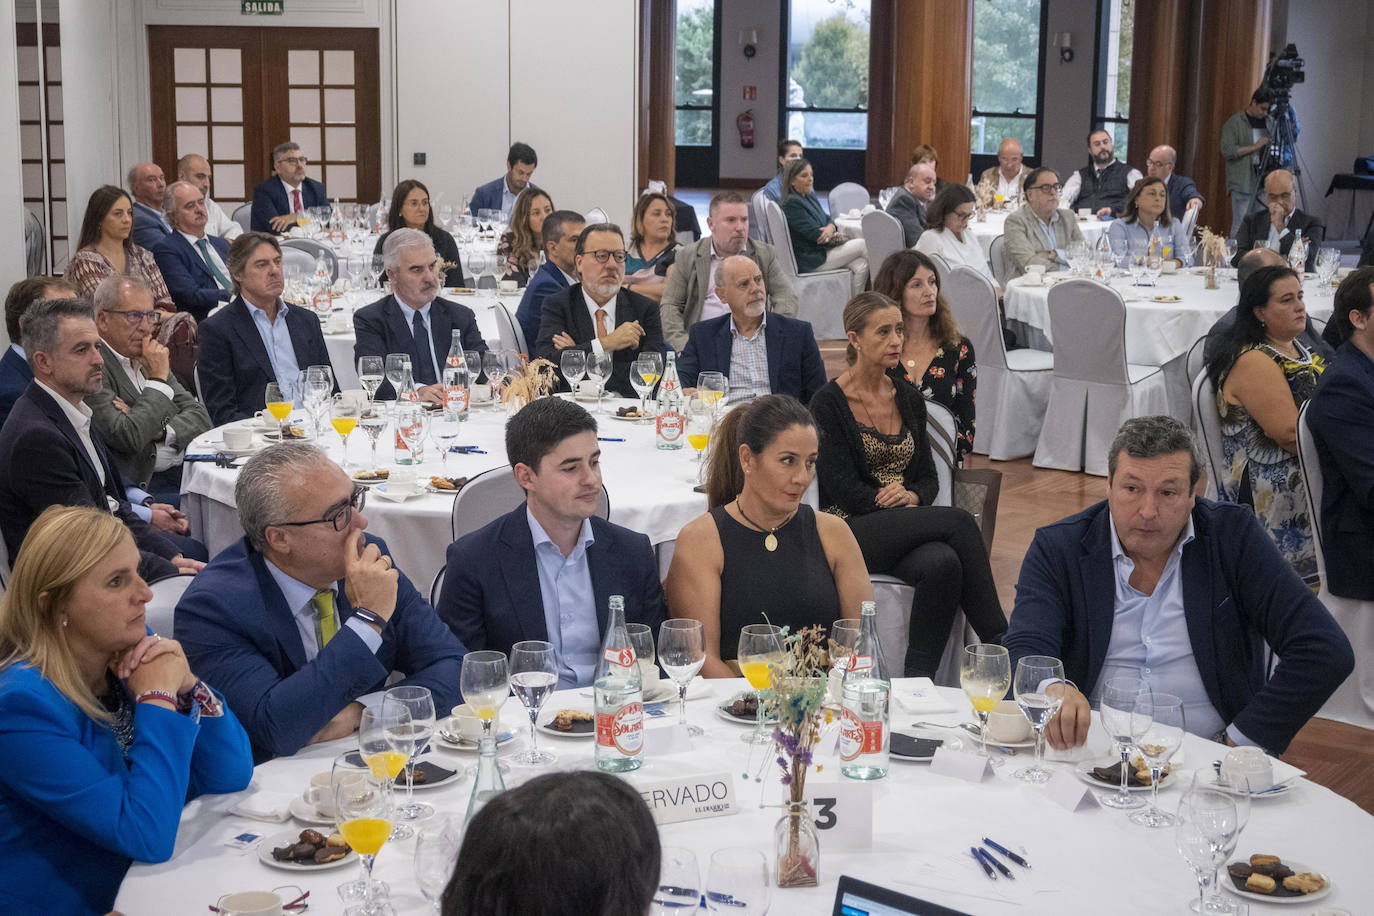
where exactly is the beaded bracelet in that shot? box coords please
[136,689,178,708]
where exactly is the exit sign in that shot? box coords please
[242,0,283,14]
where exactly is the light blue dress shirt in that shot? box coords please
[762,174,783,202]
[527,507,601,688]
[244,299,301,402]
[728,312,771,402]
[263,557,382,661]
[1033,212,1068,266]
[1106,218,1193,265]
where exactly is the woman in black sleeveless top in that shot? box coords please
[665,395,870,678]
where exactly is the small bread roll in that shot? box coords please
[1245,873,1276,894]
[1249,854,1281,867]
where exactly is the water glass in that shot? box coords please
[658,619,706,736]
[705,848,770,914]
[382,686,437,823]
[1129,693,1185,828]
[1186,771,1251,914]
[509,640,558,766]
[384,353,411,401]
[586,352,613,413]
[414,815,462,913]
[357,356,384,404]
[1012,655,1065,783]
[560,349,587,392]
[652,846,702,916]
[1099,677,1152,809]
[1176,785,1241,915]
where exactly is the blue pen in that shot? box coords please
[597,436,625,442]
[979,847,1014,879]
[983,837,1031,869]
[969,847,996,880]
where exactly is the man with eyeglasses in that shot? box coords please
[1145,145,1204,220]
[1061,129,1142,218]
[1231,169,1324,271]
[974,138,1031,210]
[250,141,329,234]
[151,181,235,321]
[88,275,210,502]
[176,442,467,761]
[177,152,242,241]
[535,222,665,398]
[1003,167,1084,278]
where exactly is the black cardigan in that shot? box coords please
[810,371,939,514]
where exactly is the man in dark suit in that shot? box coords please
[151,181,234,321]
[885,162,937,248]
[0,297,204,581]
[678,255,825,404]
[535,223,665,398]
[1,276,76,429]
[437,398,663,688]
[128,162,175,250]
[470,141,538,216]
[515,210,583,351]
[1004,416,1352,755]
[1306,267,1374,600]
[353,229,487,401]
[1203,248,1332,365]
[1146,144,1204,220]
[1232,169,1323,271]
[250,141,329,234]
[176,443,467,761]
[198,232,337,425]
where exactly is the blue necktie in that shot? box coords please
[412,310,437,385]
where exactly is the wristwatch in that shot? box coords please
[351,606,387,631]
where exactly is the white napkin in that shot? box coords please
[893,677,958,715]
[228,790,296,823]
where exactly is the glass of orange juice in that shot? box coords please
[358,706,413,841]
[331,394,359,470]
[264,381,293,442]
[686,396,713,483]
[737,623,784,745]
[960,644,1011,766]
[331,753,394,912]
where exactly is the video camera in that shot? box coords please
[1261,43,1305,109]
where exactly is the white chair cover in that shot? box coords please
[450,465,608,542]
[1185,335,1208,386]
[988,235,1011,290]
[281,238,338,282]
[827,182,871,217]
[1191,370,1225,500]
[1033,279,1170,475]
[584,207,609,225]
[430,564,446,607]
[145,573,195,637]
[231,203,252,234]
[860,209,906,280]
[1296,402,1374,729]
[1181,205,1200,240]
[944,265,1053,459]
[491,301,527,355]
[749,189,772,243]
[925,252,952,289]
[762,199,851,339]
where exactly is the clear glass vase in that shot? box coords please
[774,800,819,888]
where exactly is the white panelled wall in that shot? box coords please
[0,0,26,297]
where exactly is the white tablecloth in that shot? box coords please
[181,398,707,591]
[115,683,1374,915]
[834,208,1107,261]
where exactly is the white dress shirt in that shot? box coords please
[582,287,617,358]
[280,179,305,212]
[35,379,119,514]
[204,196,243,240]
[996,171,1023,205]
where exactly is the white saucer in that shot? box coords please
[287,795,335,826]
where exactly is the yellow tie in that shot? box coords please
[312,589,338,647]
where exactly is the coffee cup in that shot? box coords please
[389,467,418,493]
[986,699,1032,744]
[1220,746,1274,792]
[1078,207,1093,219]
[470,382,492,403]
[1161,260,1178,275]
[223,426,254,451]
[303,771,337,816]
[499,279,518,293]
[214,891,284,916]
[1023,264,1046,286]
[451,703,501,742]
[576,380,599,399]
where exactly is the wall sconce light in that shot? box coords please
[1054,31,1074,64]
[739,28,759,59]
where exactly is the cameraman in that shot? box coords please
[1221,88,1276,235]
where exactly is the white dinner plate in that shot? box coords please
[1221,860,1331,906]
[257,828,357,871]
[956,726,1035,750]
[287,795,336,827]
[372,482,425,502]
[1077,757,1177,793]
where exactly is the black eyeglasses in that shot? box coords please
[272,486,366,532]
[1029,183,1063,194]
[582,249,627,264]
[106,309,163,328]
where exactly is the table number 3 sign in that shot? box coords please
[805,782,873,849]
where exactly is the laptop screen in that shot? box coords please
[832,875,974,916]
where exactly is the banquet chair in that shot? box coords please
[988,235,1011,290]
[943,265,1053,458]
[430,565,446,607]
[143,573,195,638]
[279,244,317,281]
[877,186,901,209]
[584,207,609,225]
[1185,335,1208,385]
[925,252,952,288]
[749,189,772,243]
[231,203,252,234]
[1296,402,1374,729]
[450,464,609,542]
[1181,205,1200,240]
[860,209,906,280]
[281,238,338,282]
[1190,370,1225,500]
[827,182,871,217]
[491,300,528,356]
[762,200,850,339]
[1033,279,1169,475]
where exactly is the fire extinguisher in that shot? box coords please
[736,109,755,148]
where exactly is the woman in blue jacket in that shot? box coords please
[0,505,253,915]
[779,157,869,297]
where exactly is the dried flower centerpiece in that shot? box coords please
[1197,227,1229,289]
[501,356,558,408]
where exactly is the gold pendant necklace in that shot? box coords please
[735,499,793,552]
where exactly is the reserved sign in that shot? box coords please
[634,772,739,825]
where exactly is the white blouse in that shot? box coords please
[915,227,996,285]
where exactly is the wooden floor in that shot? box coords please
[815,340,1374,814]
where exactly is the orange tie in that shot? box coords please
[595,308,609,339]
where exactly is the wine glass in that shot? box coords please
[1129,693,1185,828]
[482,352,507,410]
[559,349,586,394]
[686,395,713,482]
[959,644,1011,767]
[626,622,658,690]
[658,619,706,737]
[304,365,334,437]
[1315,246,1340,293]
[393,403,424,467]
[1187,770,1251,914]
[414,815,462,913]
[430,410,462,477]
[331,753,394,916]
[1175,784,1241,915]
[829,619,860,675]
[705,847,770,914]
[357,356,384,404]
[697,371,728,422]
[357,406,387,472]
[653,846,701,916]
[1099,677,1153,809]
[1144,245,1164,287]
[358,705,413,842]
[436,202,454,231]
[630,356,656,417]
[459,650,510,747]
[1012,655,1065,783]
[264,381,292,441]
[509,640,559,766]
[737,623,783,746]
[384,353,410,402]
[382,685,437,823]
[1127,241,1148,286]
[331,394,359,469]
[585,351,613,414]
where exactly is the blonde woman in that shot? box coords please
[0,506,251,914]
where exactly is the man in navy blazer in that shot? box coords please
[437,398,664,688]
[535,224,665,398]
[515,210,583,350]
[128,162,175,250]
[353,229,487,400]
[469,141,538,216]
[1306,267,1374,600]
[198,232,337,425]
[151,182,234,320]
[1,276,76,429]
[1005,417,1352,755]
[1145,144,1203,219]
[1231,169,1323,271]
[250,141,328,234]
[177,443,466,761]
[678,255,826,404]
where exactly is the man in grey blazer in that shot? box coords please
[1002,167,1085,278]
[87,275,211,500]
[659,191,797,351]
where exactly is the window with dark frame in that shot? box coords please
[780,0,870,152]
[970,0,1046,176]
[1092,0,1134,161]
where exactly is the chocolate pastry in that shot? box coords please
[727,695,759,719]
[1227,862,1253,880]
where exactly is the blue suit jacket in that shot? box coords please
[131,200,174,251]
[352,294,488,395]
[469,176,540,216]
[1165,173,1202,221]
[1307,340,1374,599]
[150,232,233,321]
[250,176,329,232]
[197,296,337,425]
[0,346,32,430]
[516,260,569,352]
[437,506,665,664]
[0,662,251,915]
[1005,498,1353,753]
[677,312,827,404]
[175,534,468,762]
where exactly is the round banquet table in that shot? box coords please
[114,682,1374,915]
[1002,270,1334,420]
[180,397,708,590]
[833,208,1108,261]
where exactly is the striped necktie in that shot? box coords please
[197,238,231,289]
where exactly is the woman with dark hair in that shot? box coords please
[623,191,678,302]
[495,188,554,286]
[1106,176,1192,265]
[874,250,977,459]
[1205,264,1324,587]
[780,157,868,297]
[810,293,1007,677]
[442,770,660,916]
[374,179,467,287]
[915,184,998,290]
[666,395,868,678]
[64,185,174,311]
